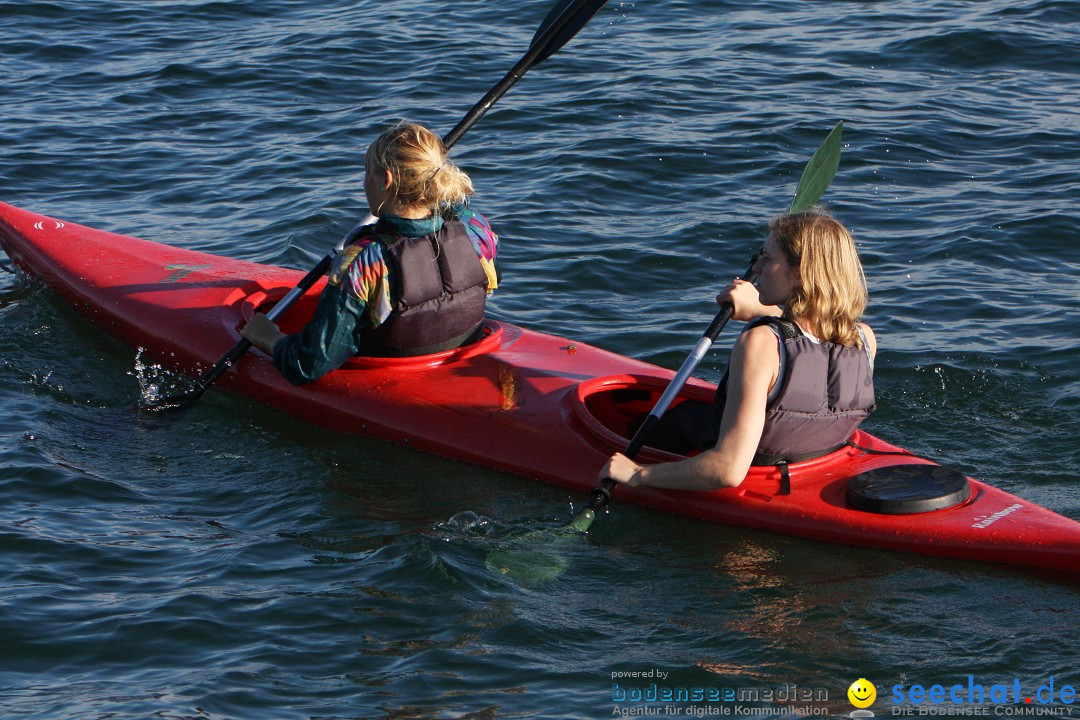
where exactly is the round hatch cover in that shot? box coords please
[846,465,972,514]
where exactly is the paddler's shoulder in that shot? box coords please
[452,204,498,258]
[329,231,386,286]
[856,321,877,358]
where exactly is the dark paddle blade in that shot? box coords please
[531,0,610,64]
[442,0,611,148]
[789,121,843,213]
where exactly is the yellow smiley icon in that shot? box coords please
[848,678,876,708]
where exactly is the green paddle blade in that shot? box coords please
[485,544,571,583]
[484,525,581,582]
[568,508,596,532]
[788,121,844,213]
[483,511,597,582]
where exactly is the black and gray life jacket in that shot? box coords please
[365,219,488,357]
[715,317,876,465]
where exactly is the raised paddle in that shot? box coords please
[484,123,846,582]
[486,122,844,580]
[154,0,611,409]
[567,121,845,533]
[486,120,846,582]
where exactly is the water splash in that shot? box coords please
[28,369,61,393]
[440,510,494,536]
[128,347,195,407]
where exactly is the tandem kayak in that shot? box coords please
[2,200,1078,575]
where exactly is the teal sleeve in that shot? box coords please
[272,284,368,385]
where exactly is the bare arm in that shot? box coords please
[600,324,780,490]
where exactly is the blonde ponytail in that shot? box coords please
[366,121,473,215]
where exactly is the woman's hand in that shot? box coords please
[599,452,646,487]
[715,278,779,322]
[240,313,286,354]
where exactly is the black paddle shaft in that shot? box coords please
[568,122,843,528]
[583,254,760,514]
[159,0,612,408]
[444,0,609,148]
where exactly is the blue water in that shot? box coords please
[2,0,1078,718]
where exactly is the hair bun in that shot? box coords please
[367,121,474,214]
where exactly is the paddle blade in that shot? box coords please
[531,0,610,64]
[485,544,571,583]
[788,121,844,214]
[484,522,587,582]
[569,508,596,532]
[144,388,201,413]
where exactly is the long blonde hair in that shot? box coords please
[366,121,473,215]
[770,210,867,347]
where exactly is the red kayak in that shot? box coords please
[2,200,1078,575]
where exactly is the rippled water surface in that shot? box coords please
[2,1,1078,718]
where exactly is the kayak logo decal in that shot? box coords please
[971,503,1023,529]
[33,220,65,230]
[161,264,210,283]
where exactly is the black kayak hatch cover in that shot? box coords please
[846,465,972,514]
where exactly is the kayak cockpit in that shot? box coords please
[569,374,977,515]
[569,374,714,459]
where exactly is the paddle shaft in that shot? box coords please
[582,256,759,515]
[574,121,844,519]
[177,0,610,402]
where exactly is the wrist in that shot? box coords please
[255,327,286,354]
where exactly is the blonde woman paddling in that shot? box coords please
[242,122,499,385]
[599,211,876,490]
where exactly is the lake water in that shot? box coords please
[1,0,1078,718]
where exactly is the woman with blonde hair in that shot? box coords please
[599,210,876,490]
[243,121,499,384]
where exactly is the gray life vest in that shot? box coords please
[364,219,489,357]
[715,317,876,464]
